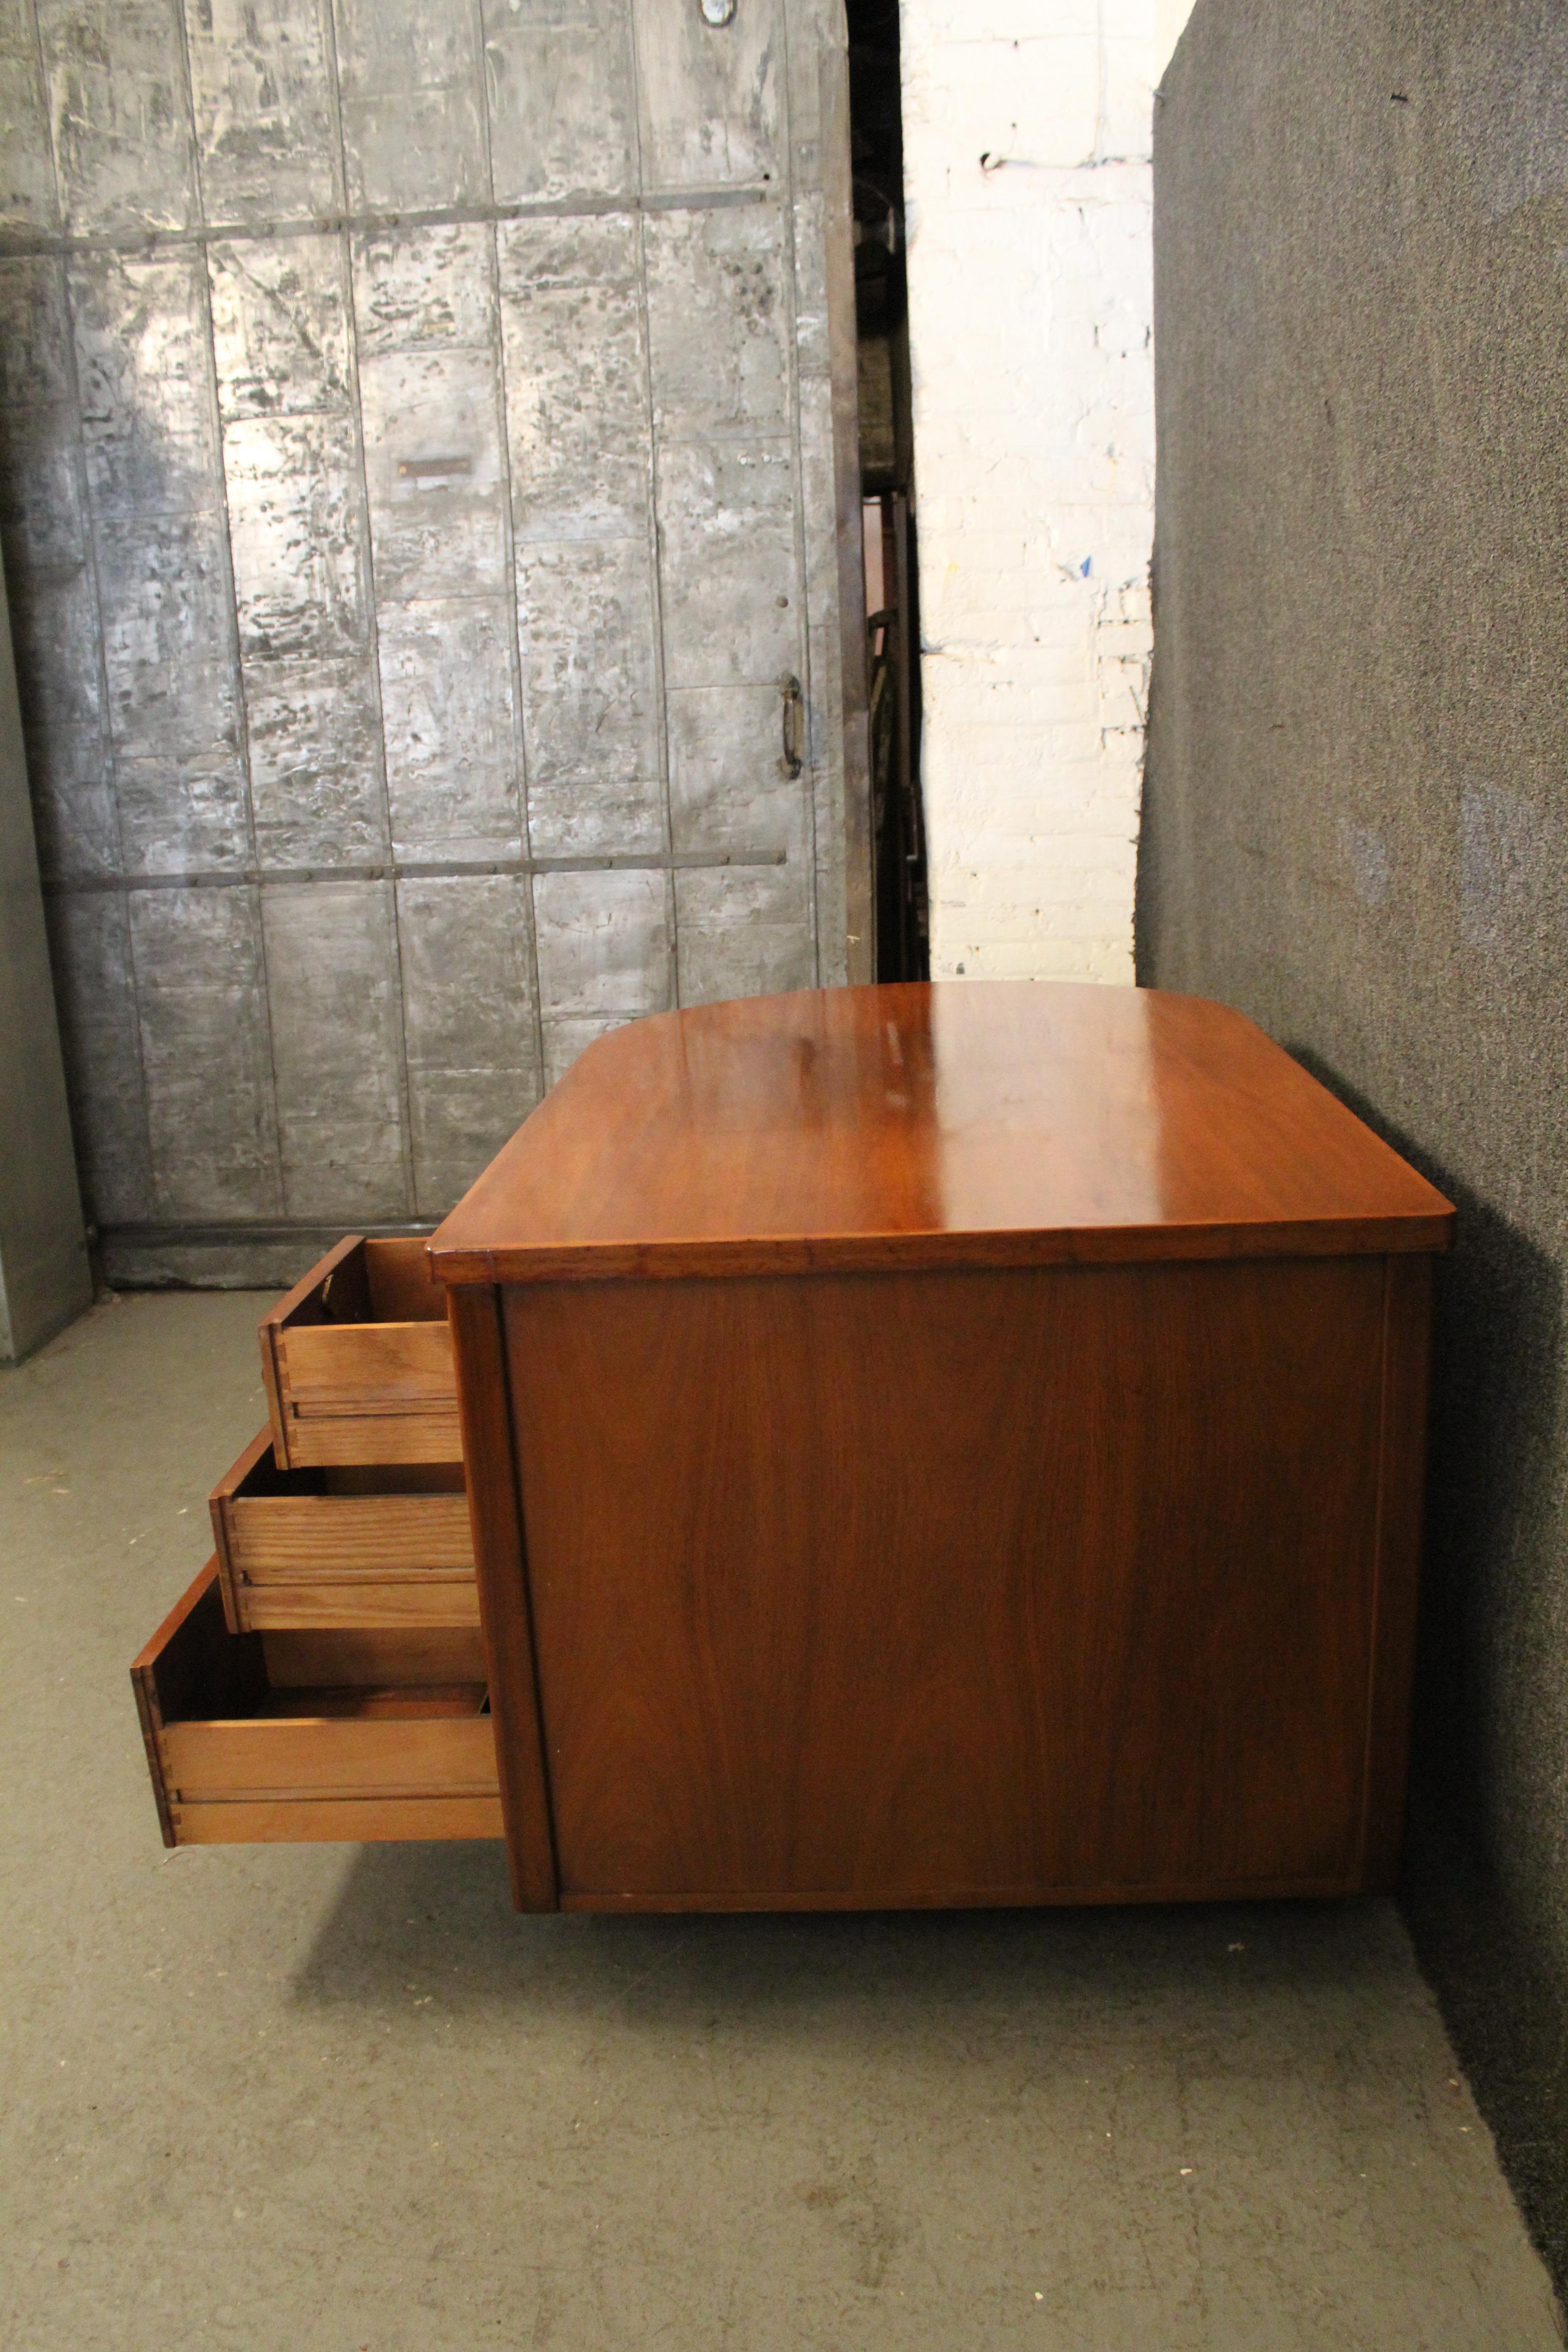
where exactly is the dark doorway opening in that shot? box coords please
[847,0,929,984]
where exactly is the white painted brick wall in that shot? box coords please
[902,0,1192,983]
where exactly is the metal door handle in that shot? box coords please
[779,672,804,778]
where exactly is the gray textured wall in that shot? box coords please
[0,0,863,1284]
[1142,0,1568,2272]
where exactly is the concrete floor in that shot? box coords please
[2,1294,1563,2352]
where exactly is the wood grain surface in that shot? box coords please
[161,1712,496,1800]
[230,1582,480,1632]
[448,1284,560,1910]
[131,1560,501,1849]
[262,1235,459,1468]
[504,1256,1392,1907]
[278,1408,465,1468]
[260,1626,486,1687]
[168,1796,505,1844]
[432,983,1455,1286]
[225,1490,474,1575]
[211,1426,475,1633]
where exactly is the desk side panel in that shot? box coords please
[447,1283,559,1911]
[1359,1252,1436,1889]
[504,1258,1391,1908]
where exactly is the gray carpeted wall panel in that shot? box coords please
[1141,0,1568,2283]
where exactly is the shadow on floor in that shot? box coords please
[289,1847,1418,2034]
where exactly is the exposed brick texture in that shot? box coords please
[902,1,1186,983]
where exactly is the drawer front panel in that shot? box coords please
[284,1410,465,1467]
[171,1795,505,1843]
[281,1322,456,1416]
[161,1712,499,1800]
[234,1579,480,1632]
[227,1491,474,1577]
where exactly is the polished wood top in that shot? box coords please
[430,983,1454,1284]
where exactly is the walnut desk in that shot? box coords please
[430,982,1454,1915]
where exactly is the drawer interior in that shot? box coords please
[260,1235,461,1468]
[269,1235,447,1329]
[223,1442,467,1504]
[211,1428,475,1631]
[132,1562,501,1847]
[260,1623,488,1688]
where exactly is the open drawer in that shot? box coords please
[211,1428,477,1633]
[131,1561,502,1847]
[260,1235,460,1470]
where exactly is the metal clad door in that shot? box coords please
[0,0,866,1277]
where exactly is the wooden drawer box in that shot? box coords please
[132,1562,502,1847]
[261,1235,460,1470]
[211,1429,477,1634]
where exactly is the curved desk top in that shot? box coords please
[431,982,1454,1284]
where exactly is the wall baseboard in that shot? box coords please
[99,1221,438,1293]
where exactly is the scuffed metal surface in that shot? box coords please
[210,227,386,872]
[498,214,649,544]
[208,235,352,423]
[72,254,221,520]
[0,253,73,409]
[675,859,813,1006]
[631,0,782,190]
[353,220,494,356]
[396,872,539,1212]
[354,231,511,664]
[44,890,153,1222]
[128,881,280,1215]
[657,439,799,688]
[667,682,801,854]
[70,245,251,878]
[262,878,412,1220]
[333,0,487,212]
[96,510,249,872]
[359,343,510,600]
[790,187,830,382]
[533,865,670,1089]
[0,5,58,233]
[645,205,791,439]
[484,0,635,206]
[0,0,856,1255]
[377,595,522,862]
[0,394,85,576]
[38,0,199,237]
[243,652,387,869]
[225,412,370,663]
[517,536,661,856]
[185,0,340,226]
[354,220,522,870]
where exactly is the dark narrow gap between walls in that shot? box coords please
[846,0,929,984]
